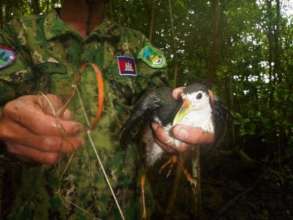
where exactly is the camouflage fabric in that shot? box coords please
[0,10,167,220]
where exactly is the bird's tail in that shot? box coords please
[120,90,160,148]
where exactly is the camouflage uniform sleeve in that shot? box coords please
[0,19,35,106]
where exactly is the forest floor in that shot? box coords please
[149,145,293,220]
[200,149,293,220]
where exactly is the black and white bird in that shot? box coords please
[120,82,215,167]
[120,83,228,218]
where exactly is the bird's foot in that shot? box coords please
[159,155,177,177]
[176,161,199,193]
[182,168,198,189]
[159,155,199,190]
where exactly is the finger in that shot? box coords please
[4,99,83,136]
[151,123,197,153]
[59,135,84,153]
[61,109,73,120]
[38,94,74,120]
[39,135,84,154]
[172,87,185,100]
[6,142,60,165]
[152,125,190,153]
[17,94,64,116]
[172,125,215,145]
[173,142,191,153]
[151,123,176,153]
[152,125,192,153]
[0,118,84,153]
[37,94,64,116]
[153,136,176,153]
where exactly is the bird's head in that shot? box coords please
[173,83,212,124]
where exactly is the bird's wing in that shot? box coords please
[213,100,231,144]
[120,88,169,148]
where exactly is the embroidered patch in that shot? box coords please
[0,46,16,70]
[117,56,137,76]
[138,43,167,69]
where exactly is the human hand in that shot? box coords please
[0,94,84,165]
[151,87,215,153]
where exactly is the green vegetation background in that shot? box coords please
[0,0,292,219]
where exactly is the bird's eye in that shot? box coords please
[196,93,202,99]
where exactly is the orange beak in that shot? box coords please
[182,98,191,109]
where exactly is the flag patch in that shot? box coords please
[117,56,137,76]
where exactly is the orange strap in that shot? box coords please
[80,63,104,130]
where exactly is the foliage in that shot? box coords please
[0,0,292,218]
[108,0,292,156]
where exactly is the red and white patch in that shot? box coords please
[117,55,137,76]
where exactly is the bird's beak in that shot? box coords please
[182,99,191,109]
[173,98,192,124]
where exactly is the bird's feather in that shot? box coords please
[120,87,181,148]
[120,83,224,166]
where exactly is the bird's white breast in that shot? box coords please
[179,109,214,133]
[173,107,214,148]
[144,104,214,166]
[143,126,164,166]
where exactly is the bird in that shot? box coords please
[120,82,225,219]
[120,82,215,167]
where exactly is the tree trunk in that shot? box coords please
[168,0,178,86]
[0,0,4,28]
[207,0,221,87]
[265,0,274,106]
[31,0,40,14]
[148,0,156,42]
[274,0,281,82]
